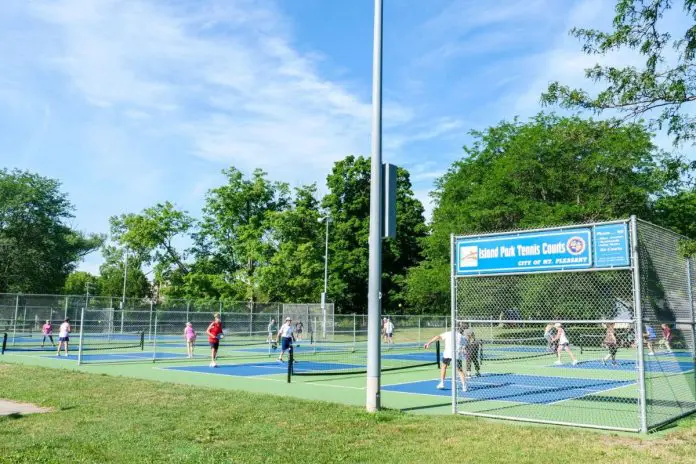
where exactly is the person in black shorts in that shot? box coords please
[424,323,468,392]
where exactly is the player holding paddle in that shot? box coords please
[206,313,223,368]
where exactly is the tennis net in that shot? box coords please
[289,340,440,377]
[1,331,144,354]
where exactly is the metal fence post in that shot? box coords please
[686,258,696,385]
[353,314,357,347]
[148,300,154,342]
[418,317,421,345]
[186,301,190,322]
[64,296,69,319]
[152,312,158,363]
[11,294,19,346]
[77,306,85,365]
[630,216,648,433]
[450,233,457,413]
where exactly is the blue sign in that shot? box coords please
[593,223,629,268]
[456,229,593,276]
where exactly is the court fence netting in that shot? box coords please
[451,217,696,433]
[0,293,449,372]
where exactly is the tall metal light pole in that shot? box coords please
[120,249,128,334]
[366,0,383,413]
[319,216,332,339]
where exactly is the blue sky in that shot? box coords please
[0,0,679,274]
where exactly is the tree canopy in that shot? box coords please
[0,169,103,293]
[542,0,696,145]
[406,114,693,313]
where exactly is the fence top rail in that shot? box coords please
[635,217,691,241]
[452,218,630,241]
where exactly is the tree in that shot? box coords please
[322,156,427,313]
[97,246,151,299]
[257,185,324,302]
[542,0,696,145]
[406,114,691,313]
[109,202,194,287]
[63,271,100,296]
[0,169,103,293]
[192,168,290,301]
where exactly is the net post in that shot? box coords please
[2,333,7,355]
[287,346,293,383]
[152,312,158,363]
[77,306,85,365]
[450,233,457,414]
[436,339,440,369]
[630,216,648,433]
[140,331,145,351]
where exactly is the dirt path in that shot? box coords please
[0,399,51,416]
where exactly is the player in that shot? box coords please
[384,318,394,346]
[184,322,196,358]
[644,324,657,355]
[381,317,388,342]
[206,313,223,367]
[660,324,673,353]
[552,323,577,366]
[295,320,304,341]
[423,324,468,392]
[56,318,71,357]
[462,324,480,377]
[277,317,294,362]
[543,323,557,353]
[41,320,55,348]
[602,323,618,366]
[267,318,278,344]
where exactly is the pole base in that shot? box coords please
[366,376,380,412]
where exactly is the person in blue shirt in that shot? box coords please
[644,325,657,355]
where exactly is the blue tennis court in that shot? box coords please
[383,373,635,404]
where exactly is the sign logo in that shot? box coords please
[459,246,479,268]
[566,236,586,256]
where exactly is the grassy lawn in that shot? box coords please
[1,363,696,463]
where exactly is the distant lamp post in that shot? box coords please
[319,215,332,339]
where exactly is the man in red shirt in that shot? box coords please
[206,313,224,367]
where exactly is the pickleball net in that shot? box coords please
[288,340,440,377]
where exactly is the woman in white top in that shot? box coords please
[424,324,468,393]
[552,323,577,366]
[56,318,71,357]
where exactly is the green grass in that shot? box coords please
[2,363,696,463]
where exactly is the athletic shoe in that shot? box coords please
[554,360,562,365]
[648,352,655,356]
[277,359,284,363]
[572,360,578,366]
[436,382,445,390]
[461,385,468,393]
[475,372,481,377]
[209,362,218,368]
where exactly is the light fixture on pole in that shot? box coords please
[319,215,332,339]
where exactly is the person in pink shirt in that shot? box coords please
[184,322,197,359]
[41,320,55,348]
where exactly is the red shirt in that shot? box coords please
[207,321,223,343]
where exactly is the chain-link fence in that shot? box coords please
[451,217,696,433]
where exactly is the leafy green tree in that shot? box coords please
[0,169,103,293]
[406,114,691,313]
[63,271,100,296]
[257,185,324,302]
[542,0,696,145]
[193,168,290,301]
[109,202,194,287]
[322,156,426,313]
[97,246,151,298]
